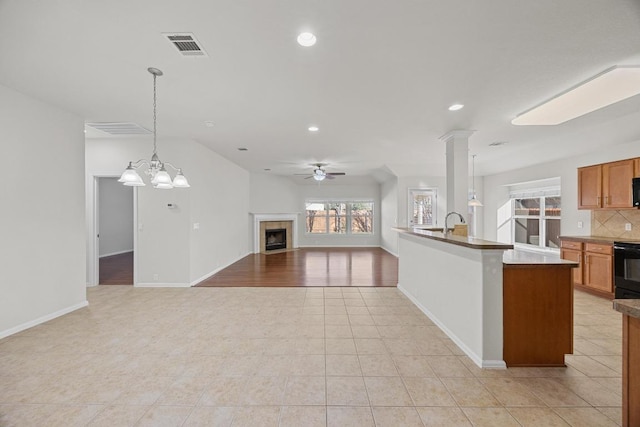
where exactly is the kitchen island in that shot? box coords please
[395,228,577,368]
[613,299,640,427]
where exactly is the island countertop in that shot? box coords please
[503,249,579,267]
[394,227,513,250]
[613,299,640,319]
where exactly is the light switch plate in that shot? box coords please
[577,221,583,229]
[625,223,632,231]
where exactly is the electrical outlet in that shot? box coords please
[153,274,159,281]
[577,221,583,229]
[625,223,632,231]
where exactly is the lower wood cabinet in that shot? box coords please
[560,238,613,298]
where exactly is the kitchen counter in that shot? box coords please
[503,249,578,267]
[614,300,640,318]
[613,299,640,426]
[560,235,640,244]
[395,227,513,250]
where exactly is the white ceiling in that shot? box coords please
[1,0,640,180]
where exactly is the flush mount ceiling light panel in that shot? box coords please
[297,32,317,47]
[448,104,464,111]
[512,66,640,126]
[308,126,319,132]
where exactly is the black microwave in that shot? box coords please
[634,177,640,207]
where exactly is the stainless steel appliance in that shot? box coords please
[614,241,640,298]
[633,177,640,207]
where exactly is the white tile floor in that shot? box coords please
[0,286,623,426]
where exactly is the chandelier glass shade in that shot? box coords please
[468,154,483,207]
[118,68,190,189]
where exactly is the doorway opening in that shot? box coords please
[408,188,437,228]
[96,177,135,285]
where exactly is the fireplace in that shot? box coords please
[265,228,287,251]
[252,214,298,254]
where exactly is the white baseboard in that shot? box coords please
[397,283,506,370]
[190,252,252,286]
[298,245,381,248]
[0,300,89,340]
[99,249,133,258]
[381,246,398,257]
[135,282,191,288]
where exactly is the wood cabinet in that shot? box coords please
[503,264,574,367]
[578,165,602,209]
[560,239,613,298]
[622,314,640,427]
[635,158,640,177]
[578,158,636,209]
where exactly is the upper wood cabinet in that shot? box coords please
[578,158,636,209]
[578,165,602,209]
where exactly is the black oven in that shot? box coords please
[614,242,640,299]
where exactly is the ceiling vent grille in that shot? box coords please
[163,33,208,57]
[86,122,151,135]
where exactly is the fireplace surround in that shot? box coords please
[251,213,299,254]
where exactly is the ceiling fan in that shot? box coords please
[295,163,346,181]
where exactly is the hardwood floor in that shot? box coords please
[99,251,133,285]
[197,247,398,287]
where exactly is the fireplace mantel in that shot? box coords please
[251,213,300,253]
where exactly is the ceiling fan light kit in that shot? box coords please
[118,67,190,189]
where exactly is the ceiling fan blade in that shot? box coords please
[326,172,346,176]
[325,174,336,180]
[304,176,314,179]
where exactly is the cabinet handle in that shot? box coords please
[605,196,610,205]
[597,196,601,205]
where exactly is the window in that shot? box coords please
[306,201,374,234]
[511,189,561,251]
[408,188,437,227]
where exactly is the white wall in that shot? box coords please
[482,139,640,242]
[98,178,133,257]
[380,177,399,255]
[250,173,299,213]
[0,84,87,338]
[85,137,250,286]
[186,141,250,284]
[297,183,382,247]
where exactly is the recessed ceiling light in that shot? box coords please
[448,104,464,111]
[489,141,508,147]
[237,147,248,151]
[297,32,317,47]
[308,126,319,132]
[512,65,640,125]
[204,120,214,128]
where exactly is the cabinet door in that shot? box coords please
[578,165,602,209]
[584,252,613,293]
[561,248,583,285]
[635,158,640,177]
[603,159,634,208]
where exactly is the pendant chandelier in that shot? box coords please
[468,154,483,207]
[118,67,190,189]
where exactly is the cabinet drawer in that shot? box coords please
[561,240,583,250]
[585,242,613,255]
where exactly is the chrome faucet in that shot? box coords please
[444,211,466,234]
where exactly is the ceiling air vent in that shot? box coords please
[163,33,208,57]
[86,122,151,136]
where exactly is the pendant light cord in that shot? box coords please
[152,73,157,156]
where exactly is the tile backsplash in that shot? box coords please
[592,209,640,239]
